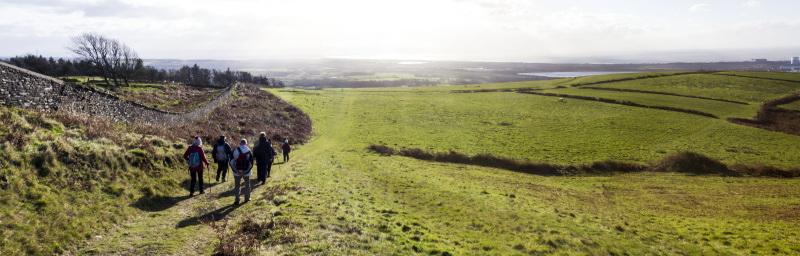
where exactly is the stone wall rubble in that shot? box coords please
[0,61,235,126]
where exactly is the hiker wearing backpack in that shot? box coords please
[210,135,233,183]
[253,132,276,185]
[281,139,291,163]
[229,139,254,204]
[182,135,209,196]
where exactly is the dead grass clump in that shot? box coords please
[202,217,260,256]
[367,145,396,156]
[729,164,800,178]
[202,215,301,256]
[585,160,647,173]
[649,151,732,175]
[433,150,471,164]
[155,84,312,145]
[400,148,434,160]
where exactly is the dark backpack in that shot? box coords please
[215,144,227,161]
[234,148,250,171]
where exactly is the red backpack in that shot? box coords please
[234,148,250,171]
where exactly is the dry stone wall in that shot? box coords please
[0,61,236,126]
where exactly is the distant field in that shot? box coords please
[574,73,800,103]
[264,71,800,254]
[276,73,800,167]
[717,71,800,82]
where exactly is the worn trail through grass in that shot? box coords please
[78,178,262,255]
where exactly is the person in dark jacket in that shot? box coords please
[253,132,276,185]
[210,135,233,183]
[182,135,209,196]
[281,139,291,163]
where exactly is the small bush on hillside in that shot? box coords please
[649,151,733,175]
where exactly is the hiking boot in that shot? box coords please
[234,200,240,205]
[189,192,194,196]
[200,190,205,194]
[222,178,227,182]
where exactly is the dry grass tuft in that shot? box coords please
[202,215,302,256]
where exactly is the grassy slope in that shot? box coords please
[258,74,800,254]
[0,107,189,255]
[44,71,800,255]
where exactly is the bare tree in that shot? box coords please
[67,33,141,87]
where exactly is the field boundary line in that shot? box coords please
[568,71,715,87]
[578,87,749,105]
[712,73,800,84]
[517,90,718,118]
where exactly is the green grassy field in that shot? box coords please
[0,107,188,255]
[572,73,800,103]
[258,73,800,254]
[7,71,800,255]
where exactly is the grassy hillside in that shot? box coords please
[229,71,800,254]
[9,71,799,255]
[0,81,313,255]
[0,107,187,255]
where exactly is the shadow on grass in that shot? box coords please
[176,201,245,228]
[131,178,223,212]
[216,178,265,199]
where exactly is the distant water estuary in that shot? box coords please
[518,71,641,78]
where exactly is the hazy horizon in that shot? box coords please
[2,0,800,63]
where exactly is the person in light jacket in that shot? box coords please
[229,139,254,204]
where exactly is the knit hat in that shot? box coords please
[285,139,289,143]
[193,135,202,146]
[240,139,247,145]
[259,132,266,138]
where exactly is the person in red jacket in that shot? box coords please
[183,135,209,196]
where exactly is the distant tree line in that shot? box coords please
[1,32,283,88]
[292,78,440,88]
[2,55,283,88]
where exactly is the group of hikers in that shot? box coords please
[182,132,292,204]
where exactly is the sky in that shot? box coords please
[1,0,799,62]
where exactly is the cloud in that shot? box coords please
[689,3,712,11]
[743,0,761,7]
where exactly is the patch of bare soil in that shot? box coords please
[728,94,800,136]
